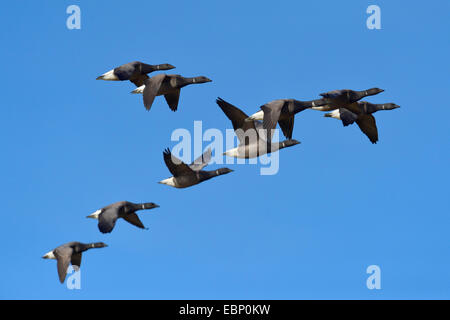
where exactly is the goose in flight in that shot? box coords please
[324,101,400,143]
[216,98,300,158]
[311,88,385,112]
[96,61,175,87]
[87,201,159,233]
[246,98,326,140]
[42,241,108,283]
[131,74,212,111]
[159,148,233,188]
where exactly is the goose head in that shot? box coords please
[155,63,175,71]
[280,139,301,149]
[382,103,400,110]
[192,76,212,84]
[365,88,385,96]
[215,168,233,175]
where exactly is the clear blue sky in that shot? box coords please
[0,0,448,299]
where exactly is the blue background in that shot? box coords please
[0,0,448,299]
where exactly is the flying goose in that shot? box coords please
[96,61,175,87]
[324,101,400,143]
[131,74,212,111]
[216,98,300,158]
[311,88,385,112]
[246,98,326,140]
[42,241,108,283]
[159,148,233,188]
[87,201,159,233]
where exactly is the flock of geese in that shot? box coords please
[42,61,400,284]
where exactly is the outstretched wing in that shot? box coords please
[54,246,73,283]
[123,213,147,230]
[261,100,285,141]
[71,253,82,269]
[163,148,195,177]
[278,116,295,140]
[189,148,212,171]
[356,114,378,144]
[164,89,181,111]
[216,98,257,145]
[339,108,358,126]
[143,74,166,110]
[97,207,120,234]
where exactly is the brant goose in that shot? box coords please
[87,201,159,233]
[159,148,232,188]
[131,74,212,111]
[96,61,175,87]
[324,101,400,143]
[216,98,300,158]
[247,98,326,139]
[311,88,384,111]
[42,241,108,283]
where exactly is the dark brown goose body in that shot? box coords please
[42,241,108,283]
